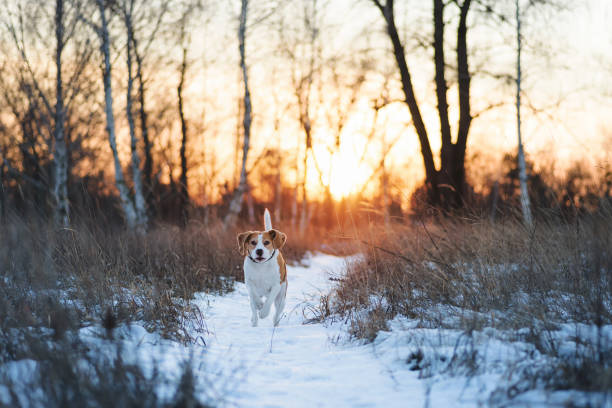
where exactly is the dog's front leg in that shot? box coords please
[259,284,281,319]
[248,287,261,327]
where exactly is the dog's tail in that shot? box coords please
[264,208,272,231]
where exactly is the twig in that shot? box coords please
[419,218,441,253]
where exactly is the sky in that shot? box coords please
[5,0,611,203]
[105,0,612,202]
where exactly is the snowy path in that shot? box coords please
[194,254,424,408]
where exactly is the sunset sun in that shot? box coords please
[328,150,364,200]
[307,142,370,201]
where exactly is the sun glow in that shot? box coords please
[308,140,371,201]
[328,150,367,200]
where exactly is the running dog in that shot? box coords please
[237,209,287,327]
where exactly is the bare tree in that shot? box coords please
[271,91,285,225]
[371,0,473,209]
[52,0,70,226]
[224,0,252,228]
[120,0,148,228]
[84,0,140,230]
[176,2,199,223]
[2,3,54,197]
[278,0,321,232]
[178,35,189,220]
[2,0,92,224]
[515,0,533,227]
[128,1,169,209]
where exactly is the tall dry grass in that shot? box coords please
[0,215,244,357]
[323,206,612,392]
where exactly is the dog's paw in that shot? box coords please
[251,315,258,327]
[259,306,271,319]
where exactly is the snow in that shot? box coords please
[196,253,423,407]
[2,253,611,407]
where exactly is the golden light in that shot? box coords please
[308,139,371,201]
[328,149,369,200]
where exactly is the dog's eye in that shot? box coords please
[250,240,257,245]
[263,240,270,246]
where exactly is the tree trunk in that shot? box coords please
[433,0,452,165]
[300,144,309,233]
[124,5,148,231]
[516,0,533,227]
[453,0,472,207]
[0,149,5,221]
[132,37,153,208]
[246,188,255,224]
[224,0,251,228]
[433,0,463,208]
[291,182,298,228]
[373,0,438,203]
[298,2,318,233]
[97,0,138,229]
[274,156,282,225]
[178,43,189,222]
[374,0,473,209]
[53,0,70,227]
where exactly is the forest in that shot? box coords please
[0,0,611,406]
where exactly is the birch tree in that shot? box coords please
[515,0,533,227]
[120,0,148,228]
[223,0,282,228]
[223,0,252,228]
[52,0,70,226]
[85,0,140,230]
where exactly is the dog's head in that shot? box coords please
[237,229,286,263]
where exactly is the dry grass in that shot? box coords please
[331,210,612,329]
[0,334,218,408]
[0,214,248,406]
[325,206,612,392]
[0,215,242,355]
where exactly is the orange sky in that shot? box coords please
[5,0,610,205]
[106,0,612,206]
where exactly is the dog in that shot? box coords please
[237,209,287,327]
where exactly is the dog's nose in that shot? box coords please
[256,249,263,256]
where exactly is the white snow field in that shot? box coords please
[171,253,610,407]
[2,253,610,407]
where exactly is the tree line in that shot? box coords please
[2,0,601,232]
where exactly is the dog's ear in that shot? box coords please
[268,229,286,249]
[237,231,254,256]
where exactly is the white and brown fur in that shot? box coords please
[237,209,287,327]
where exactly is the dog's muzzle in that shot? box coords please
[249,249,276,264]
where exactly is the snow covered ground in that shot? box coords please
[191,253,611,407]
[195,253,426,408]
[2,253,610,407]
